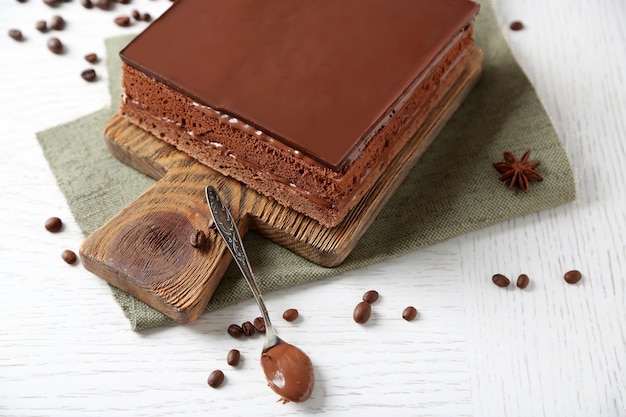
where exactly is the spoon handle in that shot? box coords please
[205,186,279,344]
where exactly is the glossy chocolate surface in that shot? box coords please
[260,342,314,403]
[121,0,479,169]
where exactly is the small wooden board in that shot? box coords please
[80,49,483,323]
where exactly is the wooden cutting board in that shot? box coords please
[79,48,483,323]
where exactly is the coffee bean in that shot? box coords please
[49,15,66,30]
[81,0,93,8]
[141,13,152,22]
[114,16,131,27]
[95,0,113,10]
[226,349,240,366]
[189,229,206,249]
[36,20,48,33]
[81,69,97,82]
[516,274,530,289]
[241,321,255,336]
[43,0,60,7]
[45,216,63,232]
[131,9,140,20]
[282,308,299,322]
[61,249,77,265]
[17,0,28,3]
[362,290,379,304]
[8,29,24,41]
[84,53,98,63]
[509,21,524,31]
[207,370,224,388]
[116,0,131,4]
[564,270,582,284]
[47,37,64,54]
[492,273,510,288]
[227,323,243,338]
[402,306,418,321]
[353,301,371,324]
[253,316,266,333]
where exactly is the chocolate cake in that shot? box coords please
[119,0,480,227]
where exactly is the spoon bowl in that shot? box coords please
[205,186,314,402]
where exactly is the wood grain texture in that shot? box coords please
[80,50,482,322]
[0,0,624,416]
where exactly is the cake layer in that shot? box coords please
[119,0,480,227]
[120,0,480,169]
[121,27,476,226]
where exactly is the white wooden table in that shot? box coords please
[1,1,624,416]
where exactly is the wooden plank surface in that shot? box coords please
[0,0,624,416]
[79,50,482,322]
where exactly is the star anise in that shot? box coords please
[492,150,543,193]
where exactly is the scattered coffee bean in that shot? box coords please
[516,274,530,289]
[509,21,524,31]
[95,0,113,10]
[353,301,371,324]
[81,68,97,82]
[47,37,64,54]
[253,316,266,333]
[17,0,28,3]
[84,52,98,63]
[362,290,379,304]
[226,349,240,366]
[61,249,77,265]
[564,269,582,284]
[45,216,63,232]
[207,370,224,388]
[241,321,255,336]
[492,273,510,288]
[49,15,66,30]
[141,12,152,22]
[282,308,299,322]
[81,0,93,8]
[36,20,48,33]
[116,0,131,4]
[43,0,60,7]
[8,29,24,41]
[189,229,206,248]
[114,16,131,27]
[131,9,141,20]
[402,306,418,321]
[227,323,243,338]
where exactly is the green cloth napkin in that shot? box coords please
[37,0,576,330]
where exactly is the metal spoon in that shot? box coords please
[205,186,314,402]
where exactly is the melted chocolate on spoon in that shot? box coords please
[261,343,314,403]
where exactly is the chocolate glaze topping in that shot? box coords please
[260,342,314,403]
[121,0,479,169]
